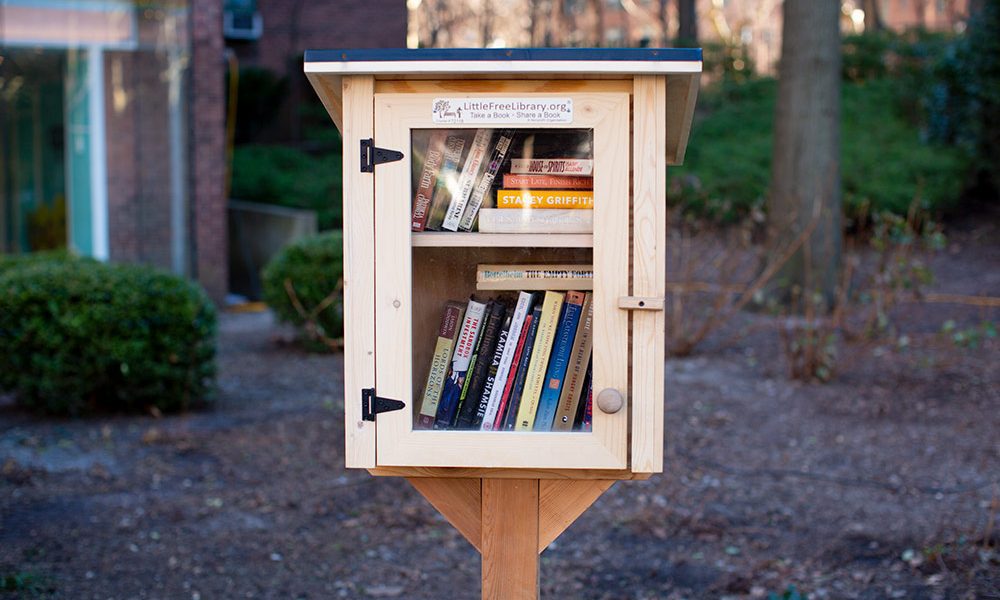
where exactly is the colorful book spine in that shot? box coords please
[501,304,542,431]
[493,308,534,430]
[513,291,565,431]
[477,208,593,234]
[496,189,594,210]
[411,131,448,231]
[424,134,467,230]
[509,158,593,176]
[578,366,593,432]
[552,293,594,431]
[477,265,593,288]
[532,291,586,431]
[502,173,593,190]
[480,291,534,430]
[434,298,487,428]
[459,129,515,231]
[472,315,511,429]
[454,301,507,430]
[416,300,465,428]
[442,129,493,231]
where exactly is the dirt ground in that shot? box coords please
[1,221,998,599]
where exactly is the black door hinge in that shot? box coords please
[360,139,404,172]
[362,388,406,421]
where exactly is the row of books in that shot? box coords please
[411,128,595,234]
[416,289,594,433]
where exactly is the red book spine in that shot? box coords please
[502,173,594,190]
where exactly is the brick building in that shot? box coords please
[1,0,227,301]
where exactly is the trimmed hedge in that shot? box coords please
[262,231,344,346]
[0,256,217,414]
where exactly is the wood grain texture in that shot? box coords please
[411,232,593,248]
[631,76,667,473]
[618,296,665,311]
[369,466,650,480]
[665,73,700,165]
[538,479,614,552]
[482,479,539,599]
[375,79,633,94]
[341,75,376,468]
[306,73,345,133]
[407,477,482,552]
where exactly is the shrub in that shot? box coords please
[230,144,343,230]
[262,231,344,349]
[0,257,216,414]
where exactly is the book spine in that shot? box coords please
[424,135,467,230]
[477,265,594,284]
[472,315,511,429]
[477,208,593,234]
[459,129,515,231]
[415,301,465,428]
[509,158,593,176]
[442,129,493,231]
[496,189,594,210]
[454,301,506,429]
[411,131,448,231]
[552,293,594,431]
[513,291,565,431]
[501,305,542,431]
[480,291,533,430]
[573,361,593,431]
[493,310,533,430]
[502,173,593,189]
[533,291,585,431]
[434,299,487,428]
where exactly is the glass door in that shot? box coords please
[373,92,629,469]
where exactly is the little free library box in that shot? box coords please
[305,48,702,599]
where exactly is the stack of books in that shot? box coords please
[415,286,594,433]
[410,129,594,234]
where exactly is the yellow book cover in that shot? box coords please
[496,189,594,209]
[514,291,565,431]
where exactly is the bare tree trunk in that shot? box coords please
[550,0,564,46]
[768,0,842,308]
[862,0,884,31]
[591,0,605,46]
[659,0,671,46]
[677,0,697,44]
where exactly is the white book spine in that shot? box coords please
[459,131,514,231]
[451,300,487,373]
[509,158,594,176]
[442,129,492,231]
[480,291,533,430]
[477,208,593,233]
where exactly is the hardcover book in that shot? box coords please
[480,291,535,430]
[434,298,487,429]
[513,291,565,431]
[411,131,448,231]
[472,314,512,429]
[573,362,593,432]
[442,129,493,231]
[424,134,468,230]
[477,265,593,291]
[492,307,534,430]
[533,291,586,431]
[509,158,594,175]
[454,301,507,429]
[502,173,593,190]
[552,293,594,431]
[416,300,465,428]
[496,189,594,210]
[459,129,515,231]
[500,304,542,431]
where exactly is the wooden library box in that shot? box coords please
[306,48,701,598]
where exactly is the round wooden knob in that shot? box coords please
[596,388,624,414]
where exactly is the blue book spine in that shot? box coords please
[532,293,584,431]
[501,305,542,431]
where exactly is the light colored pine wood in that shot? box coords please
[665,73,700,165]
[374,92,629,470]
[482,479,539,600]
[341,75,376,469]
[369,466,651,481]
[631,75,667,473]
[375,79,634,94]
[411,232,593,248]
[617,296,665,311]
[538,479,614,552]
[407,477,482,552]
[305,72,344,133]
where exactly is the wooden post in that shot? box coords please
[481,479,539,600]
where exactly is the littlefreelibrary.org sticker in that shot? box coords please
[432,97,573,124]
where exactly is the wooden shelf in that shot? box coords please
[411,232,594,248]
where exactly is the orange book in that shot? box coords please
[496,189,594,210]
